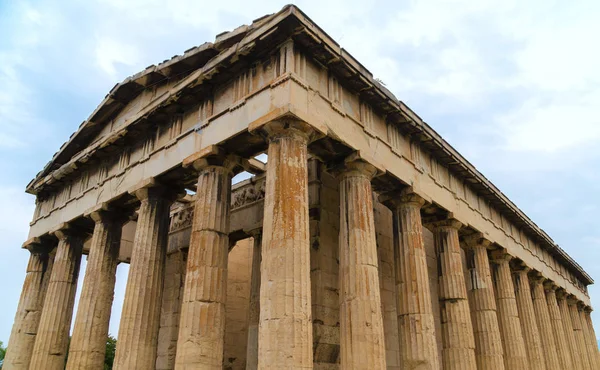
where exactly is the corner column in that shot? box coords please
[245,229,262,370]
[3,241,54,370]
[430,218,476,370]
[544,283,573,369]
[582,307,600,369]
[512,267,546,370]
[529,275,559,370]
[463,235,504,370]
[114,182,175,370]
[384,192,440,370]
[29,225,84,370]
[489,250,528,370]
[580,305,600,370]
[569,299,592,370]
[175,146,241,369]
[251,119,319,369]
[557,290,583,370]
[338,156,386,369]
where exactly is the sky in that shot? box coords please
[1,0,600,347]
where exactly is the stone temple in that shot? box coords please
[4,5,599,370]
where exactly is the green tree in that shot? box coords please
[0,340,6,368]
[104,335,116,370]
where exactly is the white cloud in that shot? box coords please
[95,37,142,79]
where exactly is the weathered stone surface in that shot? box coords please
[3,245,54,370]
[582,308,600,369]
[386,194,440,370]
[114,185,173,370]
[66,210,125,370]
[29,228,83,370]
[544,283,573,369]
[512,267,546,370]
[245,233,262,370]
[557,290,583,370]
[579,306,599,370]
[431,219,477,370]
[529,276,559,370]
[568,299,592,370]
[338,158,386,369]
[175,148,239,369]
[463,235,504,370]
[490,251,528,370]
[254,120,315,369]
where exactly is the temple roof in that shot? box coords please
[25,5,593,286]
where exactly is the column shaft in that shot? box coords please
[557,294,583,370]
[545,287,573,369]
[433,220,476,370]
[67,212,123,370]
[490,254,528,370]
[512,269,546,370]
[465,241,504,370]
[3,247,54,370]
[530,279,559,370]
[580,307,600,370]
[257,123,313,369]
[175,162,233,369]
[583,310,600,369]
[390,195,439,370]
[114,187,172,370]
[338,161,386,369]
[246,232,262,370]
[569,302,592,370]
[29,231,83,370]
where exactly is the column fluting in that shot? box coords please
[580,305,600,370]
[175,148,240,369]
[582,307,600,369]
[255,120,315,369]
[529,275,559,370]
[463,235,505,370]
[557,290,583,370]
[29,227,84,370]
[431,219,477,370]
[489,251,529,370]
[66,209,126,370]
[544,283,573,369]
[113,184,174,370]
[3,242,54,370]
[385,193,440,370]
[338,158,386,369]
[512,267,546,370]
[569,299,592,370]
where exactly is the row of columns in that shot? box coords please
[5,118,600,370]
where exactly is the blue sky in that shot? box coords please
[1,0,599,345]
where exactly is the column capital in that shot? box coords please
[50,222,87,241]
[566,294,580,305]
[510,260,530,275]
[182,145,246,174]
[462,232,492,250]
[249,117,325,144]
[556,288,569,300]
[528,270,546,285]
[543,280,559,292]
[244,226,263,239]
[379,187,427,209]
[128,178,185,202]
[84,202,133,225]
[583,305,593,313]
[22,237,53,254]
[427,217,463,231]
[331,152,383,180]
[489,248,514,264]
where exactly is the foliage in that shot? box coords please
[0,340,6,368]
[104,335,116,370]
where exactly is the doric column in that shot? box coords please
[529,274,559,370]
[489,250,528,370]
[30,225,84,370]
[430,218,476,370]
[245,229,262,370]
[383,192,440,370]
[582,307,600,369]
[463,234,504,370]
[580,305,600,370]
[544,283,573,369]
[251,119,321,369]
[3,240,54,370]
[175,146,242,369]
[569,298,592,370]
[338,156,386,369]
[512,266,546,370]
[557,290,583,370]
[66,207,127,370]
[114,181,175,370]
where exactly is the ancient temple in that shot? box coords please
[4,5,599,370]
